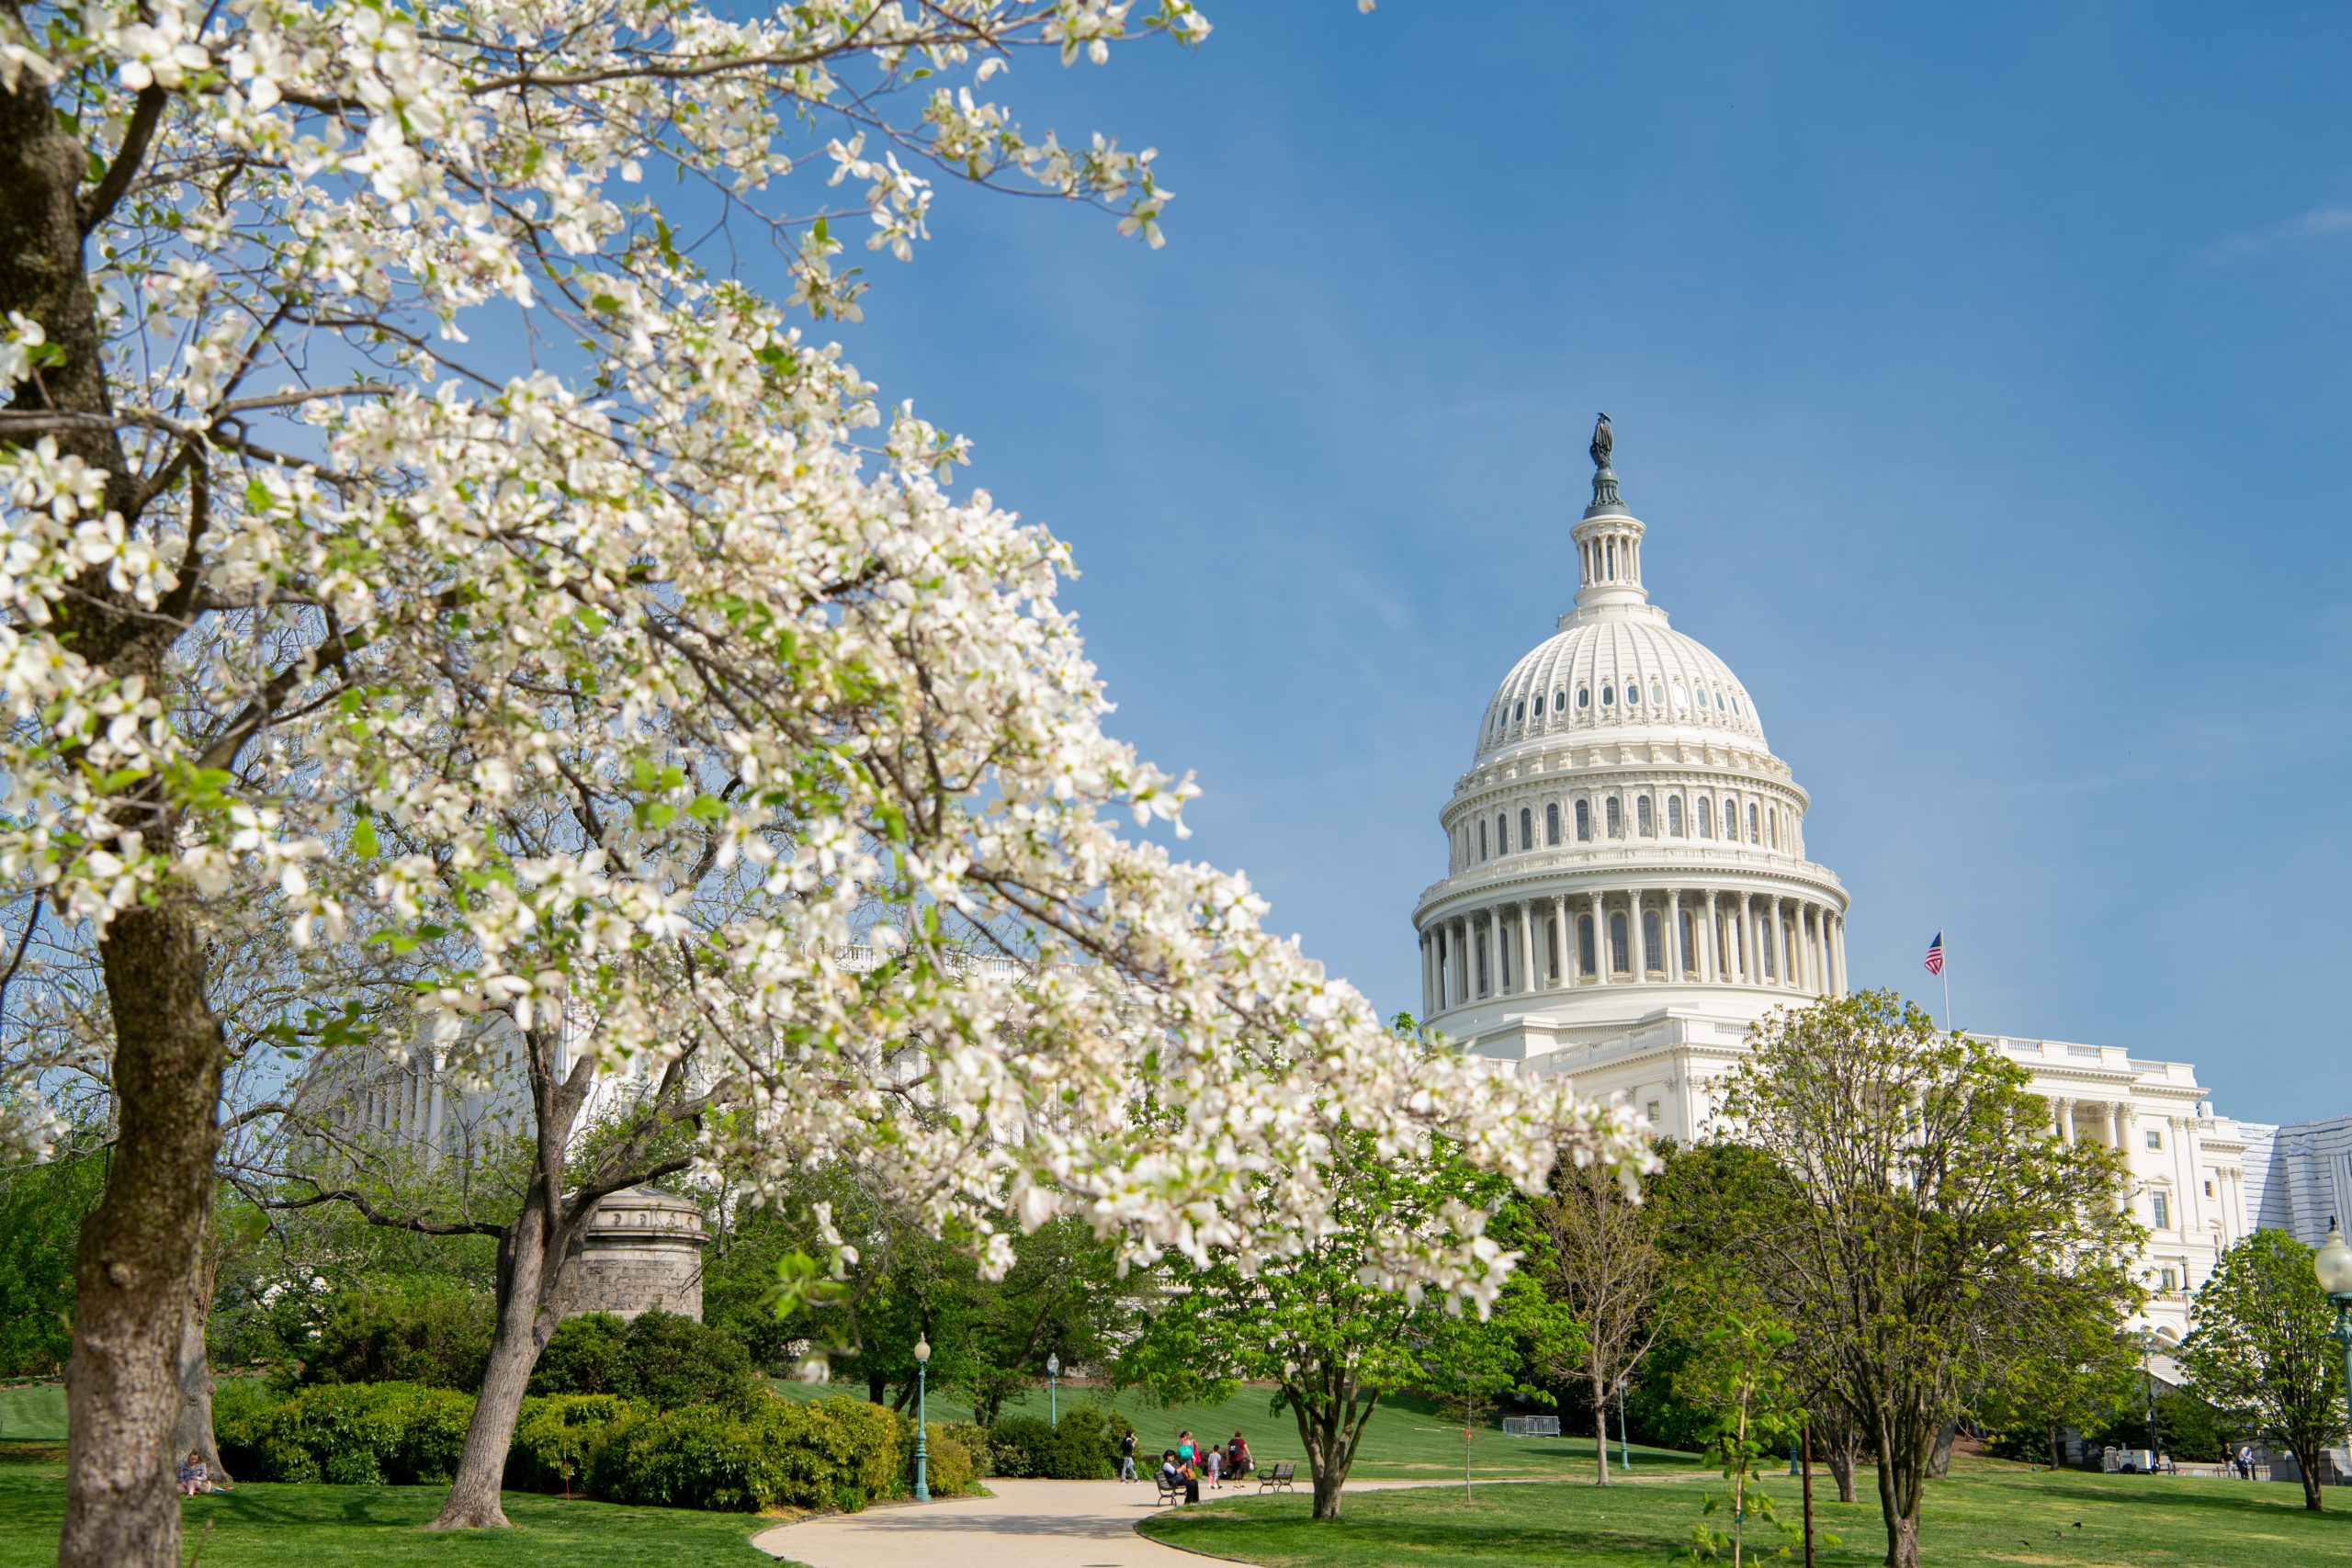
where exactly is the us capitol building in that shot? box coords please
[1408,422,2262,1346]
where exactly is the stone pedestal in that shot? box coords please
[556,1186,709,1320]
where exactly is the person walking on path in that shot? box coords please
[1204,1446,1222,1489]
[1118,1429,1137,1483]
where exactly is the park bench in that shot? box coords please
[1257,1461,1298,1494]
[1155,1474,1185,1506]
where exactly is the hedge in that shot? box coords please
[216,1381,474,1485]
[529,1309,759,1413]
[983,1404,1128,1479]
[218,1381,930,1513]
[590,1393,902,1512]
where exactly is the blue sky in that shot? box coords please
[827,4,2352,1125]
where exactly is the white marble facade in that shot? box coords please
[1412,447,2254,1345]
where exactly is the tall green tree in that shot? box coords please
[1714,992,2143,1568]
[2178,1230,2346,1511]
[1123,1124,1519,1521]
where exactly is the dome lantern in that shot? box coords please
[1572,415,1647,610]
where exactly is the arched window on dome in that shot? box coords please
[1672,682,1689,715]
[1545,803,1561,846]
[1715,690,1725,712]
[1605,797,1623,839]
[1513,700,1524,723]
[1553,687,1566,714]
[1651,680,1665,706]
[1696,795,1713,838]
[1747,804,1760,844]
[1724,799,1739,840]
[1609,911,1629,975]
[1532,693,1544,716]
[1578,915,1598,976]
[1575,799,1591,841]
[1497,813,1509,853]
[1769,811,1779,850]
[1519,807,1533,852]
[1625,682,1640,709]
[1759,911,1777,979]
[1601,683,1615,707]
[1679,910,1695,976]
[1668,796,1685,837]
[1636,795,1655,836]
[1478,819,1489,861]
[1476,930,1490,997]
[1577,685,1590,711]
[1641,909,1662,976]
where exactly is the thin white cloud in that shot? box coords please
[2199,203,2352,265]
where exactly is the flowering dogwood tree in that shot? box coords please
[0,1,1651,1560]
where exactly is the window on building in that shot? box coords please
[1645,1100,1661,1123]
[1513,700,1524,722]
[1601,682,1614,705]
[1641,909,1661,972]
[1651,680,1664,706]
[1497,813,1509,852]
[2159,1267,2177,1292]
[1545,802,1561,846]
[1547,917,1561,981]
[2146,1129,2163,1150]
[1606,797,1623,838]
[1476,932,1489,996]
[1609,911,1630,974]
[1668,796,1685,837]
[1748,804,1760,843]
[1520,807,1533,851]
[1760,916,1777,979]
[1697,795,1713,837]
[2204,1179,2214,1197]
[1636,795,1655,836]
[1554,687,1566,712]
[1575,799,1591,841]
[1577,685,1590,710]
[1679,911,1695,975]
[1724,799,1738,839]
[2151,1191,2171,1228]
[1578,915,1597,976]
[1478,820,1488,860]
[1625,682,1640,707]
[1532,693,1544,716]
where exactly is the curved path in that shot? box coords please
[754,1475,1383,1568]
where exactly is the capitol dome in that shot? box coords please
[1411,424,1849,1067]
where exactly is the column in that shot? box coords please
[1519,902,1536,996]
[1834,914,1849,996]
[2053,1098,2074,1144]
[1702,894,1719,983]
[1631,893,1649,983]
[426,1043,447,1167]
[1589,891,1606,984]
[1668,889,1684,980]
[1554,895,1569,987]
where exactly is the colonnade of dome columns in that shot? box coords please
[1419,888,1845,1017]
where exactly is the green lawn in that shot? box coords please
[1140,1458,2352,1567]
[0,1383,65,1442]
[0,1460,769,1567]
[773,1376,1694,1483]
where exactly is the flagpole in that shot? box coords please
[1939,932,1951,1032]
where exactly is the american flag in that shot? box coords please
[1923,931,1945,976]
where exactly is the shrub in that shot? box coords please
[530,1309,758,1412]
[984,1414,1053,1477]
[942,1420,992,1478]
[506,1393,636,1493]
[590,1393,902,1512]
[982,1408,1118,1480]
[217,1381,476,1485]
[295,1281,495,1392]
[904,1419,978,1496]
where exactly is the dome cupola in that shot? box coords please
[1411,416,1850,1054]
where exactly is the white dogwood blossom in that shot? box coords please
[0,0,1653,1303]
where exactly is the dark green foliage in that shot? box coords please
[506,1393,637,1493]
[0,1152,106,1378]
[215,1382,476,1485]
[292,1280,495,1391]
[907,1421,978,1495]
[528,1310,759,1412]
[982,1404,1123,1478]
[588,1393,902,1512]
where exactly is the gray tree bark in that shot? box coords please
[168,1248,228,1485]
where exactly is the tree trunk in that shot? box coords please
[1287,1376,1375,1523]
[2047,1422,2064,1472]
[1872,1421,1928,1568]
[1826,1439,1856,1505]
[1926,1418,1958,1480]
[2297,1448,2324,1512]
[169,1247,228,1485]
[1591,1365,1611,1485]
[428,1189,570,1529]
[60,908,228,1568]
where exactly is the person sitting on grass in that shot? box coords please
[1159,1450,1199,1504]
[175,1451,211,1497]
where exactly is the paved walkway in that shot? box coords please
[753,1475,1344,1568]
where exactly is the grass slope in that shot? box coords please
[1141,1459,2352,1567]
[0,1461,770,1567]
[773,1377,1695,1483]
[0,1384,66,1442]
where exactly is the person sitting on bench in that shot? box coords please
[1158,1450,1199,1504]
